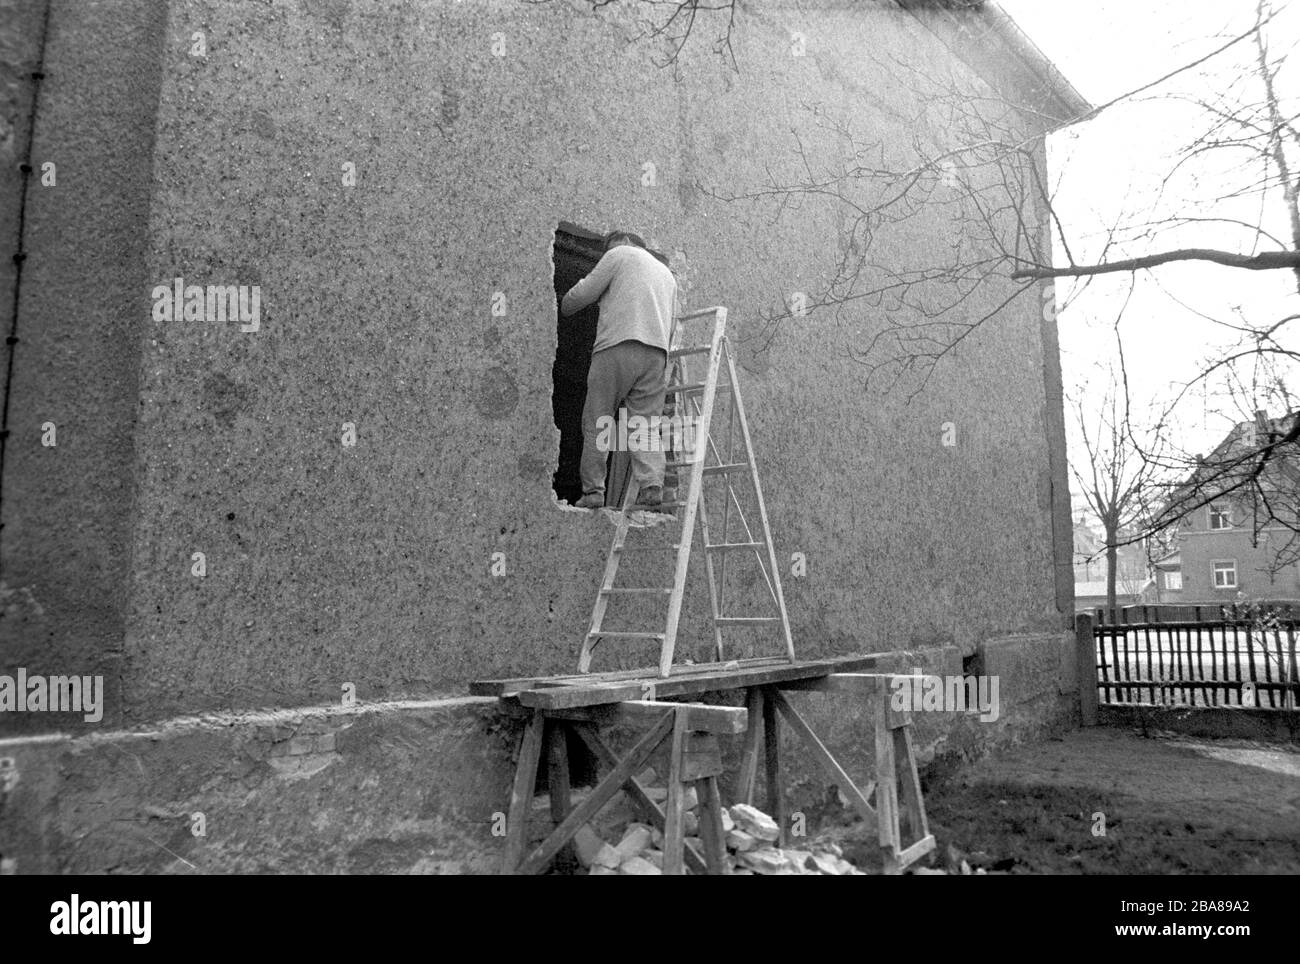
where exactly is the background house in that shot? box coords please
[1153,412,1300,604]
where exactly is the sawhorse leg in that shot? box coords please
[730,686,787,847]
[665,707,730,875]
[502,713,546,874]
[762,686,788,847]
[732,686,762,805]
[876,677,933,873]
[546,719,574,871]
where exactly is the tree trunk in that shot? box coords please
[1105,525,1119,610]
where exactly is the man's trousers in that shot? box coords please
[580,339,668,498]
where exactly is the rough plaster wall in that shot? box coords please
[106,0,1071,723]
[0,697,513,873]
[0,0,166,734]
[0,0,44,406]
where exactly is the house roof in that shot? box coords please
[1155,411,1300,529]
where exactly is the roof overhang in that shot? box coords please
[896,0,1092,131]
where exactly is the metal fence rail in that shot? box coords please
[1087,603,1300,710]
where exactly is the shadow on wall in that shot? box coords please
[551,222,604,506]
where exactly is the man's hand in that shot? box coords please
[562,249,620,317]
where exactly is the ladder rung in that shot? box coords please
[714,617,779,625]
[613,544,681,552]
[663,461,745,475]
[666,382,706,394]
[586,631,666,640]
[668,346,712,358]
[706,541,764,551]
[703,462,747,476]
[600,587,673,595]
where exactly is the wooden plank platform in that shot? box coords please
[489,659,937,876]
[470,655,798,697]
[473,655,880,710]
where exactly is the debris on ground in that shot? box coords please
[570,783,866,875]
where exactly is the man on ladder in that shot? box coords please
[560,229,678,511]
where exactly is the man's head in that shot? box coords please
[604,230,646,252]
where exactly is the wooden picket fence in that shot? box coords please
[1077,603,1300,713]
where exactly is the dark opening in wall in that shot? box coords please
[551,222,676,508]
[551,222,605,506]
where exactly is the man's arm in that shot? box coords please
[560,249,621,316]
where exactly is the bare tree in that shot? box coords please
[524,0,739,71]
[1070,367,1170,607]
[694,0,1300,566]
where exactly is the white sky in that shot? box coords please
[997,1,1300,480]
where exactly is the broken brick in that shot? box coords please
[726,828,758,852]
[729,804,779,842]
[573,825,605,868]
[618,855,661,875]
[738,848,787,874]
[615,824,653,859]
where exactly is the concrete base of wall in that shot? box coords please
[1098,705,1300,743]
[0,636,1074,874]
[0,697,516,874]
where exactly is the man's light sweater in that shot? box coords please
[561,245,677,354]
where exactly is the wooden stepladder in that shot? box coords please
[578,306,797,678]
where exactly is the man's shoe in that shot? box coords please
[633,485,663,508]
[576,492,604,509]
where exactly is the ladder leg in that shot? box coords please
[724,342,796,663]
[578,481,638,673]
[716,389,735,653]
[686,388,731,660]
[659,310,727,678]
[696,486,726,662]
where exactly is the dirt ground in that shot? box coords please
[842,727,1300,874]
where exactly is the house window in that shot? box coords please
[1209,505,1231,530]
[1165,571,1182,591]
[1212,560,1237,589]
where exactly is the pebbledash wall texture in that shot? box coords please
[1,0,1086,872]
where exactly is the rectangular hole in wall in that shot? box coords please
[551,221,678,510]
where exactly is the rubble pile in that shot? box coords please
[574,783,866,875]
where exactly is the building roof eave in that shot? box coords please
[896,0,1092,131]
